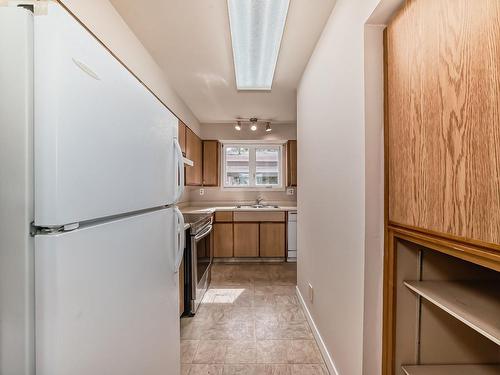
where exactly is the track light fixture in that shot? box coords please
[250,117,258,131]
[233,118,273,132]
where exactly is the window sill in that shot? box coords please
[221,186,286,192]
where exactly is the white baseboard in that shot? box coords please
[296,286,340,375]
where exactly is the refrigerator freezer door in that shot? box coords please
[34,3,178,226]
[35,208,180,375]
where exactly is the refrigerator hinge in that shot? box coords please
[30,222,80,236]
[63,222,80,231]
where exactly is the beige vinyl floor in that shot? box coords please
[180,263,329,375]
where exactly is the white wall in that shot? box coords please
[59,0,201,135]
[361,3,404,372]
[362,24,385,375]
[296,0,400,374]
[186,186,297,205]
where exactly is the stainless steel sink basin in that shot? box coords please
[235,204,280,209]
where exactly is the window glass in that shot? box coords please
[222,144,283,189]
[225,146,250,186]
[256,147,280,186]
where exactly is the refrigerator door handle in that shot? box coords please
[173,138,185,204]
[174,206,185,273]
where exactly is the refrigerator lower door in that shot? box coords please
[34,3,178,226]
[35,208,180,375]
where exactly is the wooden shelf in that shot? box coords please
[404,281,500,345]
[402,365,500,375]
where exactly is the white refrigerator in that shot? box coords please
[0,3,185,375]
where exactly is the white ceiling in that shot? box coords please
[110,0,336,124]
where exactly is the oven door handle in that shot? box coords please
[194,224,212,241]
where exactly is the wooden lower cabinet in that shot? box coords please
[215,211,233,222]
[213,223,233,257]
[213,211,287,259]
[260,223,285,258]
[233,223,259,257]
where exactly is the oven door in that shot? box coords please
[190,224,213,313]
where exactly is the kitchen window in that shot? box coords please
[222,143,284,190]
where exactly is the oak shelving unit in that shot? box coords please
[385,241,500,375]
[383,0,500,374]
[404,281,500,345]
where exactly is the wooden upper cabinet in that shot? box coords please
[234,223,259,257]
[386,0,500,247]
[185,127,202,186]
[203,140,219,186]
[260,223,285,258]
[178,120,186,156]
[287,140,297,187]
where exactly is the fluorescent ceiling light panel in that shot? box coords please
[228,0,290,90]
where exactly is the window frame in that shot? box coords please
[221,141,286,191]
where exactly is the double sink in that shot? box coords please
[235,204,280,209]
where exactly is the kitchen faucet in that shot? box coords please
[256,196,264,206]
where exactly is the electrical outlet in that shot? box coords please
[308,283,314,303]
[199,188,204,196]
[286,187,295,196]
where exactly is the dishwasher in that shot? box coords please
[287,211,297,261]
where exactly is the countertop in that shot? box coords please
[180,205,297,215]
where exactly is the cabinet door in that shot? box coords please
[287,140,297,187]
[234,223,259,257]
[213,223,233,257]
[260,223,285,258]
[203,140,219,186]
[386,0,500,246]
[185,127,202,186]
[178,120,186,156]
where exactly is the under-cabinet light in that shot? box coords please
[227,0,290,90]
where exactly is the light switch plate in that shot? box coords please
[199,188,205,196]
